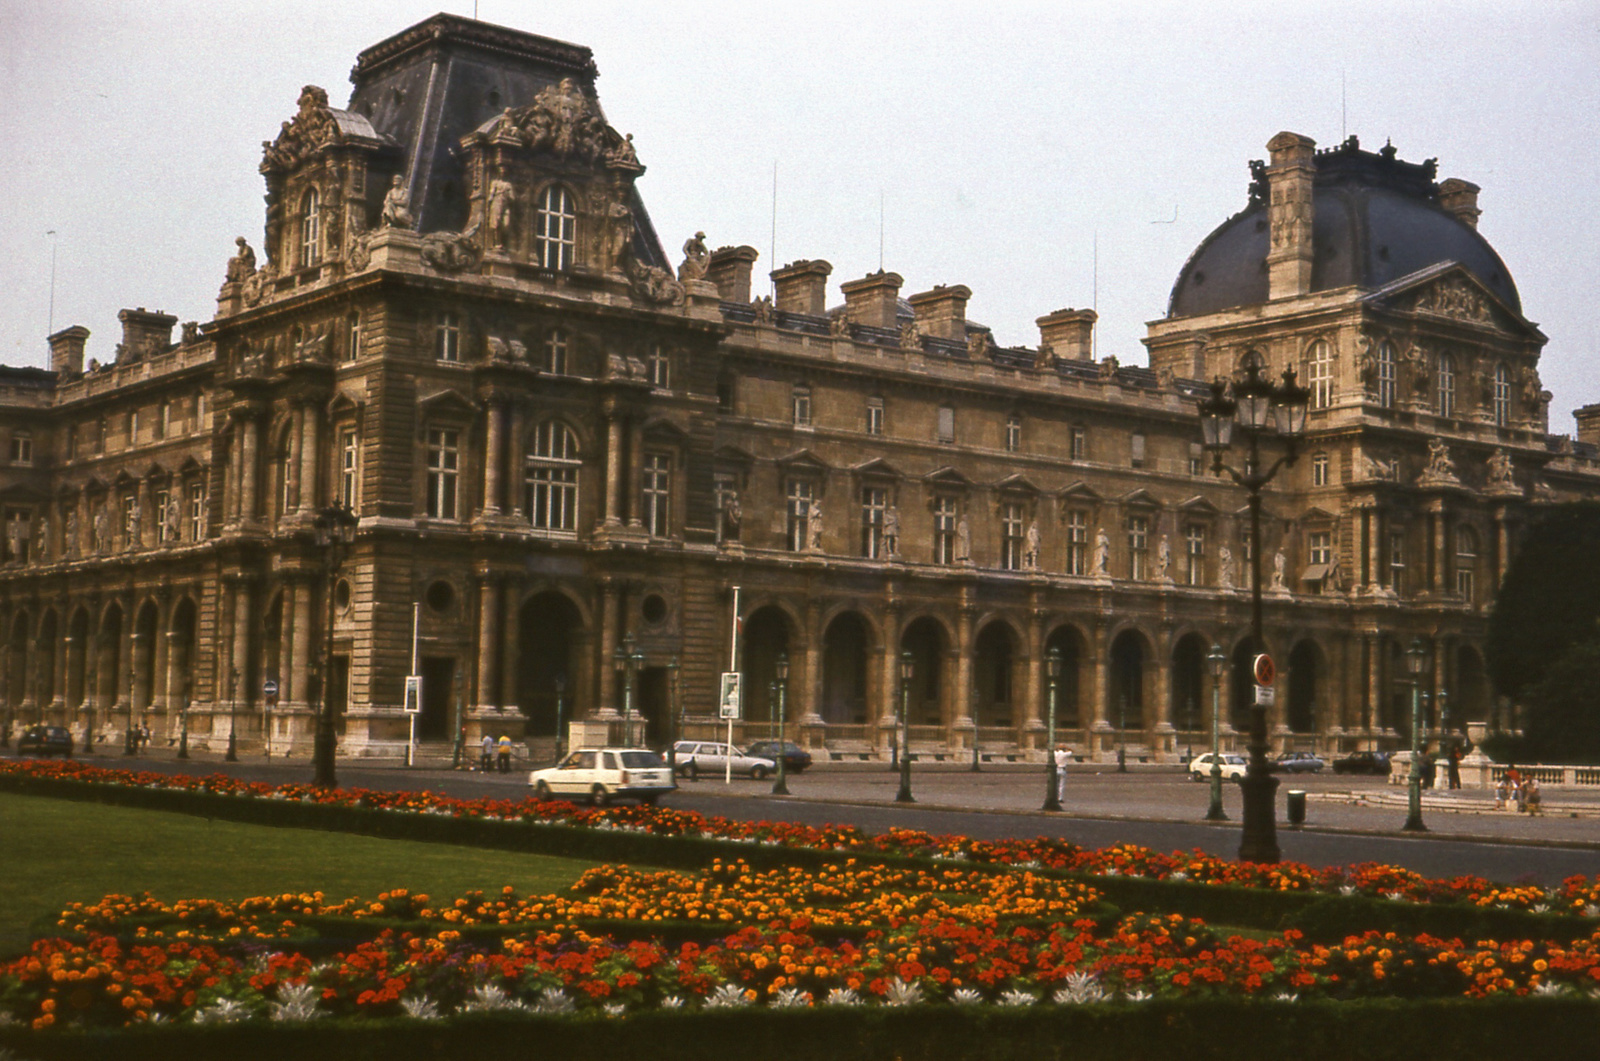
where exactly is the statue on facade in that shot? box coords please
[1487,448,1517,488]
[126,498,142,551]
[1025,520,1041,570]
[955,516,972,563]
[225,237,257,283]
[5,520,22,564]
[899,319,920,351]
[678,231,709,281]
[1421,437,1458,483]
[1270,548,1287,590]
[883,505,901,558]
[1156,535,1172,581]
[91,505,110,556]
[164,497,183,544]
[486,173,516,250]
[751,295,775,324]
[809,501,824,552]
[65,509,79,559]
[829,313,852,339]
[967,330,992,359]
[604,132,640,169]
[380,175,414,229]
[1093,528,1111,576]
[1218,544,1234,590]
[33,514,48,562]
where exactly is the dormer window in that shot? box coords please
[300,186,321,267]
[1376,341,1397,409]
[1437,352,1456,417]
[535,185,576,270]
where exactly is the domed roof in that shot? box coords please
[1167,138,1519,319]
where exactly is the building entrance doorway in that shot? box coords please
[419,656,455,740]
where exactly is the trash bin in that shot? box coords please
[1286,789,1306,826]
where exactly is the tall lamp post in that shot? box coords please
[553,673,567,762]
[1042,646,1063,811]
[1403,637,1429,832]
[124,639,138,756]
[1116,694,1128,773]
[1198,362,1311,864]
[613,633,644,747]
[177,700,189,759]
[896,650,915,804]
[312,502,358,789]
[225,667,239,762]
[665,656,679,775]
[772,651,790,795]
[1205,643,1227,821]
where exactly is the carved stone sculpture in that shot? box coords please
[91,506,110,556]
[606,198,634,274]
[126,499,142,551]
[1156,535,1172,580]
[65,510,79,559]
[164,498,182,545]
[1093,528,1111,576]
[809,502,824,552]
[1025,521,1041,570]
[1421,437,1458,484]
[829,314,852,339]
[967,330,992,359]
[1218,545,1234,590]
[1487,448,1517,488]
[420,229,482,273]
[678,231,709,281]
[751,295,774,323]
[625,255,685,306]
[899,320,920,351]
[1270,549,1287,590]
[381,175,415,230]
[260,85,339,172]
[225,237,257,283]
[486,174,516,250]
[955,516,972,563]
[34,514,49,562]
[884,506,901,558]
[604,132,640,170]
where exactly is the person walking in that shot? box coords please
[1525,777,1543,816]
[1493,775,1509,810]
[1053,744,1073,805]
[1447,744,1462,790]
[496,734,513,774]
[479,734,494,772]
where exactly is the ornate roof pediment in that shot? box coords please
[415,389,478,420]
[993,473,1042,495]
[851,457,904,480]
[1363,262,1542,340]
[775,449,831,474]
[260,85,389,174]
[1058,481,1102,503]
[1120,488,1163,509]
[468,77,641,174]
[925,466,973,488]
[1177,495,1221,515]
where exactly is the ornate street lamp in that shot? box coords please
[896,650,915,804]
[772,650,790,795]
[613,633,645,747]
[1197,362,1310,864]
[124,640,139,756]
[226,667,239,763]
[1205,643,1227,822]
[451,665,465,770]
[1116,694,1128,773]
[553,673,568,762]
[1043,646,1063,812]
[666,656,680,775]
[1403,638,1429,832]
[312,502,358,788]
[177,700,189,759]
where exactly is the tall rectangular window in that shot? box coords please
[647,345,670,389]
[346,313,361,362]
[1069,426,1086,461]
[527,422,579,532]
[1437,353,1456,417]
[866,397,884,436]
[1455,526,1477,602]
[1184,523,1205,586]
[1493,364,1512,426]
[536,185,576,270]
[425,429,459,519]
[121,494,138,546]
[546,329,568,374]
[435,312,461,362]
[936,405,955,443]
[785,479,813,552]
[1065,509,1088,576]
[792,386,812,426]
[1308,530,1332,566]
[642,453,670,537]
[1130,433,1146,469]
[933,496,958,565]
[1188,443,1203,476]
[1000,502,1025,571]
[1308,340,1334,409]
[1005,415,1021,453]
[187,483,206,542]
[1388,528,1406,593]
[1312,452,1329,487]
[155,490,172,544]
[300,187,321,267]
[1127,515,1149,580]
[1377,342,1397,409]
[340,429,360,508]
[861,487,887,559]
[9,433,32,466]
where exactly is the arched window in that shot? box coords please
[526,422,579,532]
[1493,363,1512,426]
[300,187,321,267]
[1376,341,1397,409]
[1437,352,1456,417]
[1455,525,1479,603]
[535,185,576,270]
[1307,340,1334,409]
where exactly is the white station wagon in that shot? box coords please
[528,747,677,806]
[672,740,778,781]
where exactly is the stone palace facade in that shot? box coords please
[4,14,1600,762]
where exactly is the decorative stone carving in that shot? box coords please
[241,265,270,308]
[1025,521,1041,570]
[604,197,634,274]
[181,321,200,345]
[164,498,181,546]
[225,237,257,283]
[1218,545,1234,590]
[126,498,142,552]
[750,295,774,323]
[33,514,48,562]
[65,510,79,560]
[381,175,415,230]
[604,132,641,171]
[809,501,824,552]
[829,313,852,339]
[1362,453,1396,481]
[1419,438,1459,485]
[492,77,610,162]
[260,85,339,172]
[967,330,992,359]
[720,489,742,543]
[1405,342,1431,398]
[955,516,972,563]
[1098,356,1120,380]
[486,173,516,250]
[1156,535,1172,581]
[1093,528,1111,576]
[1270,549,1287,591]
[625,254,685,306]
[899,320,920,351]
[236,341,268,379]
[91,505,110,556]
[1486,449,1517,489]
[420,228,482,273]
[293,328,331,364]
[883,505,901,559]
[678,231,709,282]
[1412,277,1491,323]
[346,229,372,272]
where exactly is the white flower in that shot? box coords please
[0,1012,19,1028]
[1385,891,1408,902]
[884,978,923,1006]
[824,987,864,1006]
[462,984,528,1013]
[1339,885,1358,897]
[660,995,687,1009]
[400,996,443,1020]
[1167,870,1189,882]
[603,1002,627,1017]
[1533,903,1551,914]
[534,988,576,1014]
[1271,991,1298,1003]
[1052,972,1107,1005]
[268,981,324,1022]
[705,984,752,1009]
[951,987,985,1006]
[1123,989,1152,1002]
[998,988,1037,1007]
[1584,904,1600,918]
[192,997,253,1024]
[1532,981,1569,997]
[770,987,812,1009]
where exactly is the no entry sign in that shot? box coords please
[1253,653,1275,687]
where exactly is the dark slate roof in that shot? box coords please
[1168,137,1519,319]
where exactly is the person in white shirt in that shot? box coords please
[1053,744,1073,803]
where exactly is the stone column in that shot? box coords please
[1493,507,1511,587]
[626,419,645,528]
[797,600,822,725]
[483,401,503,515]
[474,576,498,709]
[953,604,974,727]
[239,414,260,523]
[878,603,901,728]
[1368,509,1384,591]
[299,403,320,513]
[1365,633,1381,736]
[232,579,252,718]
[1023,610,1044,730]
[1431,507,1447,595]
[1152,630,1174,733]
[604,411,624,526]
[499,578,521,713]
[508,404,525,520]
[596,580,619,715]
[137,477,155,550]
[288,405,304,514]
[290,578,314,706]
[53,614,69,712]
[1088,619,1110,759]
[225,425,242,522]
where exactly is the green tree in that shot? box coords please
[1520,638,1600,762]
[1485,501,1600,700]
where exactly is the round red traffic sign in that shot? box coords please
[1253,653,1275,687]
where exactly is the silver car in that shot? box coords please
[672,740,777,781]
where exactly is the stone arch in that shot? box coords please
[1287,638,1323,734]
[167,597,199,715]
[515,589,584,740]
[95,600,124,729]
[5,608,29,717]
[1170,631,1211,734]
[739,604,794,726]
[898,616,948,727]
[133,599,160,720]
[820,610,873,725]
[972,620,1020,728]
[1108,627,1152,731]
[65,606,91,712]
[1043,622,1088,729]
[35,609,58,719]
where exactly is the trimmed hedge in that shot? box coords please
[2,998,1598,1061]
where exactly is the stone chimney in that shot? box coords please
[706,245,760,303]
[1438,178,1482,229]
[907,285,971,341]
[1576,404,1600,449]
[839,271,904,330]
[1264,131,1317,301]
[117,308,178,362]
[771,259,833,316]
[48,325,90,377]
[1036,308,1097,360]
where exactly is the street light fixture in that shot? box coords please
[226,667,240,762]
[1042,646,1063,811]
[1403,637,1429,832]
[896,650,915,804]
[1197,362,1311,864]
[772,650,790,795]
[1205,643,1227,822]
[312,502,358,788]
[612,633,645,747]
[666,656,680,775]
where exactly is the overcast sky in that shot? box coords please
[3,0,1596,430]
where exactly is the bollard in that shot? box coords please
[1286,789,1306,827]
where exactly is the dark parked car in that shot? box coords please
[743,740,813,774]
[1273,752,1326,774]
[1331,750,1390,775]
[17,725,74,758]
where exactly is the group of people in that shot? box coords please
[1493,766,1544,815]
[477,734,515,773]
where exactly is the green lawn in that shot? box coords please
[0,793,635,955]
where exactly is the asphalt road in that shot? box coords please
[24,749,1600,886]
